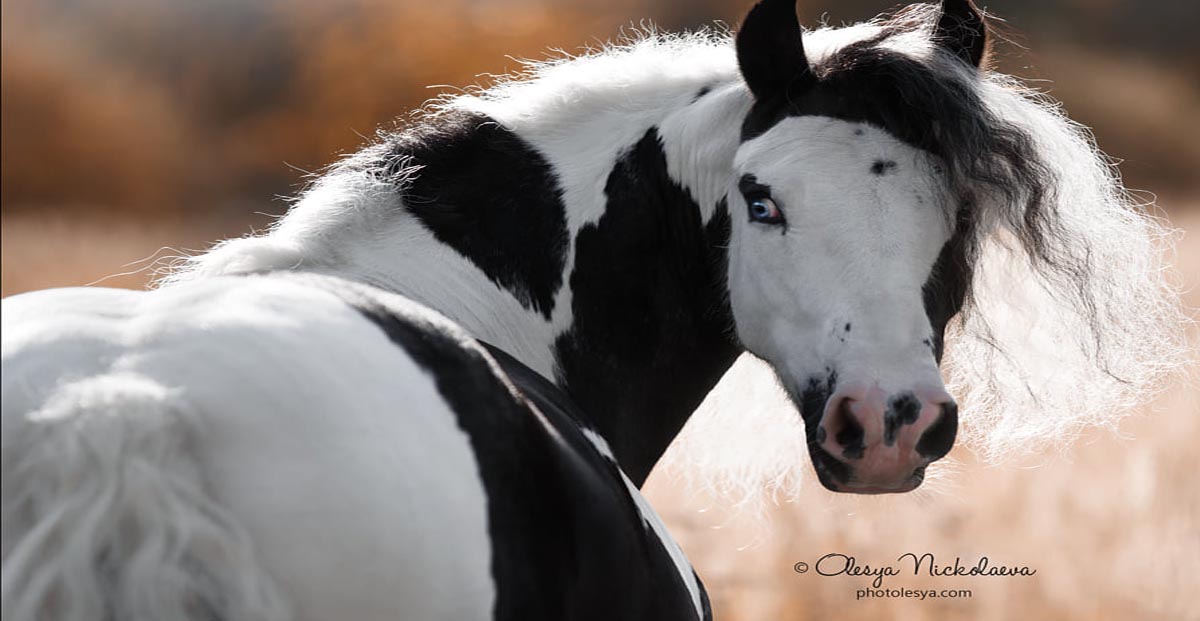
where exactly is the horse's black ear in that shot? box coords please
[935,0,988,68]
[736,0,813,100]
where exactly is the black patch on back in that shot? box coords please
[293,274,704,621]
[343,290,576,620]
[386,110,568,319]
[482,341,714,620]
[554,128,739,486]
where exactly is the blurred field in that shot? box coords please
[3,0,1198,619]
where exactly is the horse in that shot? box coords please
[1,0,1184,619]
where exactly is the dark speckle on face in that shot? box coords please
[854,128,865,136]
[871,159,898,176]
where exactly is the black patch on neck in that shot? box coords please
[555,128,738,486]
[385,110,569,319]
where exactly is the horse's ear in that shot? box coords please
[935,0,988,68]
[736,0,813,101]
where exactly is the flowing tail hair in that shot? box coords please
[1,373,289,621]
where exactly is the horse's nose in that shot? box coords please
[814,385,957,493]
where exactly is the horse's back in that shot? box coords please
[2,276,495,620]
[1,274,706,620]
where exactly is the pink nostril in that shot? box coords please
[819,397,866,460]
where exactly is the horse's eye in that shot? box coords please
[747,196,784,225]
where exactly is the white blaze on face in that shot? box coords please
[727,116,953,396]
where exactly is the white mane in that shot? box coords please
[161,10,1190,507]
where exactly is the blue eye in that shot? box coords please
[747,196,784,225]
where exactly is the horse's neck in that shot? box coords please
[317,71,751,484]
[550,112,744,483]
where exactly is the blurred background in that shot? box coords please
[2,0,1197,619]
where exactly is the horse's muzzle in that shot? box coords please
[808,384,957,494]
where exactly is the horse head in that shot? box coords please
[726,0,988,493]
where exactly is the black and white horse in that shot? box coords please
[1,0,1183,619]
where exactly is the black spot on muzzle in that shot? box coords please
[883,392,922,447]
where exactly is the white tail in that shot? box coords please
[1,373,289,621]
